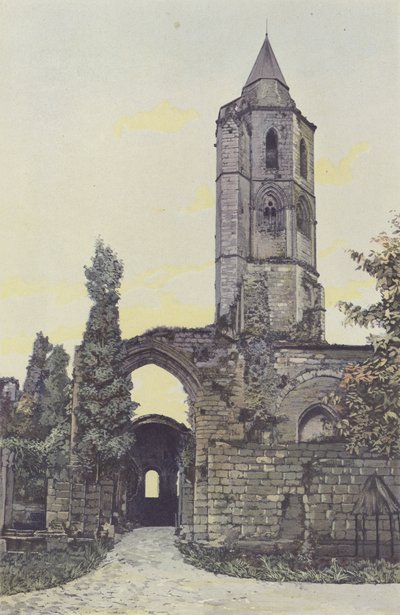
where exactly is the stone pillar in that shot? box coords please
[0,449,15,531]
[46,473,71,530]
[180,477,194,535]
[0,449,14,556]
[69,478,86,534]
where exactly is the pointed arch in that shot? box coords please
[296,196,312,238]
[255,183,285,232]
[298,404,337,443]
[123,338,203,401]
[266,128,278,169]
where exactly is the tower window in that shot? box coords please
[296,200,312,238]
[300,139,308,179]
[263,200,277,229]
[266,129,278,169]
[259,196,281,232]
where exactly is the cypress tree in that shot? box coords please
[74,238,136,480]
[13,332,52,439]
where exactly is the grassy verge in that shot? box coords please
[177,542,400,584]
[0,540,111,596]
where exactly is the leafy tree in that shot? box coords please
[74,238,137,481]
[330,215,400,457]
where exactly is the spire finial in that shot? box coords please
[266,18,268,36]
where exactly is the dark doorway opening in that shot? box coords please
[126,416,188,526]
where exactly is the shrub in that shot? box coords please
[176,542,400,584]
[0,539,111,596]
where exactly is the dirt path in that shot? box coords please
[0,527,399,615]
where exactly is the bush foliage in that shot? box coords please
[330,215,400,457]
[0,540,110,596]
[177,542,400,584]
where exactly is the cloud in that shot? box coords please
[120,290,213,338]
[325,278,375,307]
[318,239,346,259]
[0,276,86,303]
[0,324,84,357]
[180,185,214,213]
[315,142,370,185]
[123,260,213,291]
[114,100,199,137]
[0,277,85,304]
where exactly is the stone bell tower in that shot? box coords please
[215,33,325,340]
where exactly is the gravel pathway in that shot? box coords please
[0,527,399,615]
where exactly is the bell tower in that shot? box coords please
[215,33,325,340]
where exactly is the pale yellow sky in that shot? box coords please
[0,1,399,421]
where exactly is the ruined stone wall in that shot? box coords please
[205,442,400,559]
[274,344,371,383]
[244,263,296,334]
[271,344,371,441]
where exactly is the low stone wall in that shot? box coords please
[204,442,400,559]
[47,476,114,537]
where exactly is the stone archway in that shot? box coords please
[126,414,189,526]
[122,335,202,527]
[123,337,203,401]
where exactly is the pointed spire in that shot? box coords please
[244,34,288,89]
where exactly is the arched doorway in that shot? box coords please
[126,415,189,526]
[119,336,201,527]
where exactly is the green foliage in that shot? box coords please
[331,215,400,457]
[2,340,71,490]
[0,436,46,476]
[0,539,111,596]
[177,542,400,584]
[240,272,284,441]
[39,346,70,432]
[11,332,52,439]
[74,238,137,479]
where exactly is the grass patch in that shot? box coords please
[177,542,400,584]
[0,539,111,596]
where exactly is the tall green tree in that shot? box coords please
[331,215,400,457]
[3,339,71,503]
[40,345,70,433]
[40,345,72,471]
[12,332,52,439]
[74,238,137,480]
